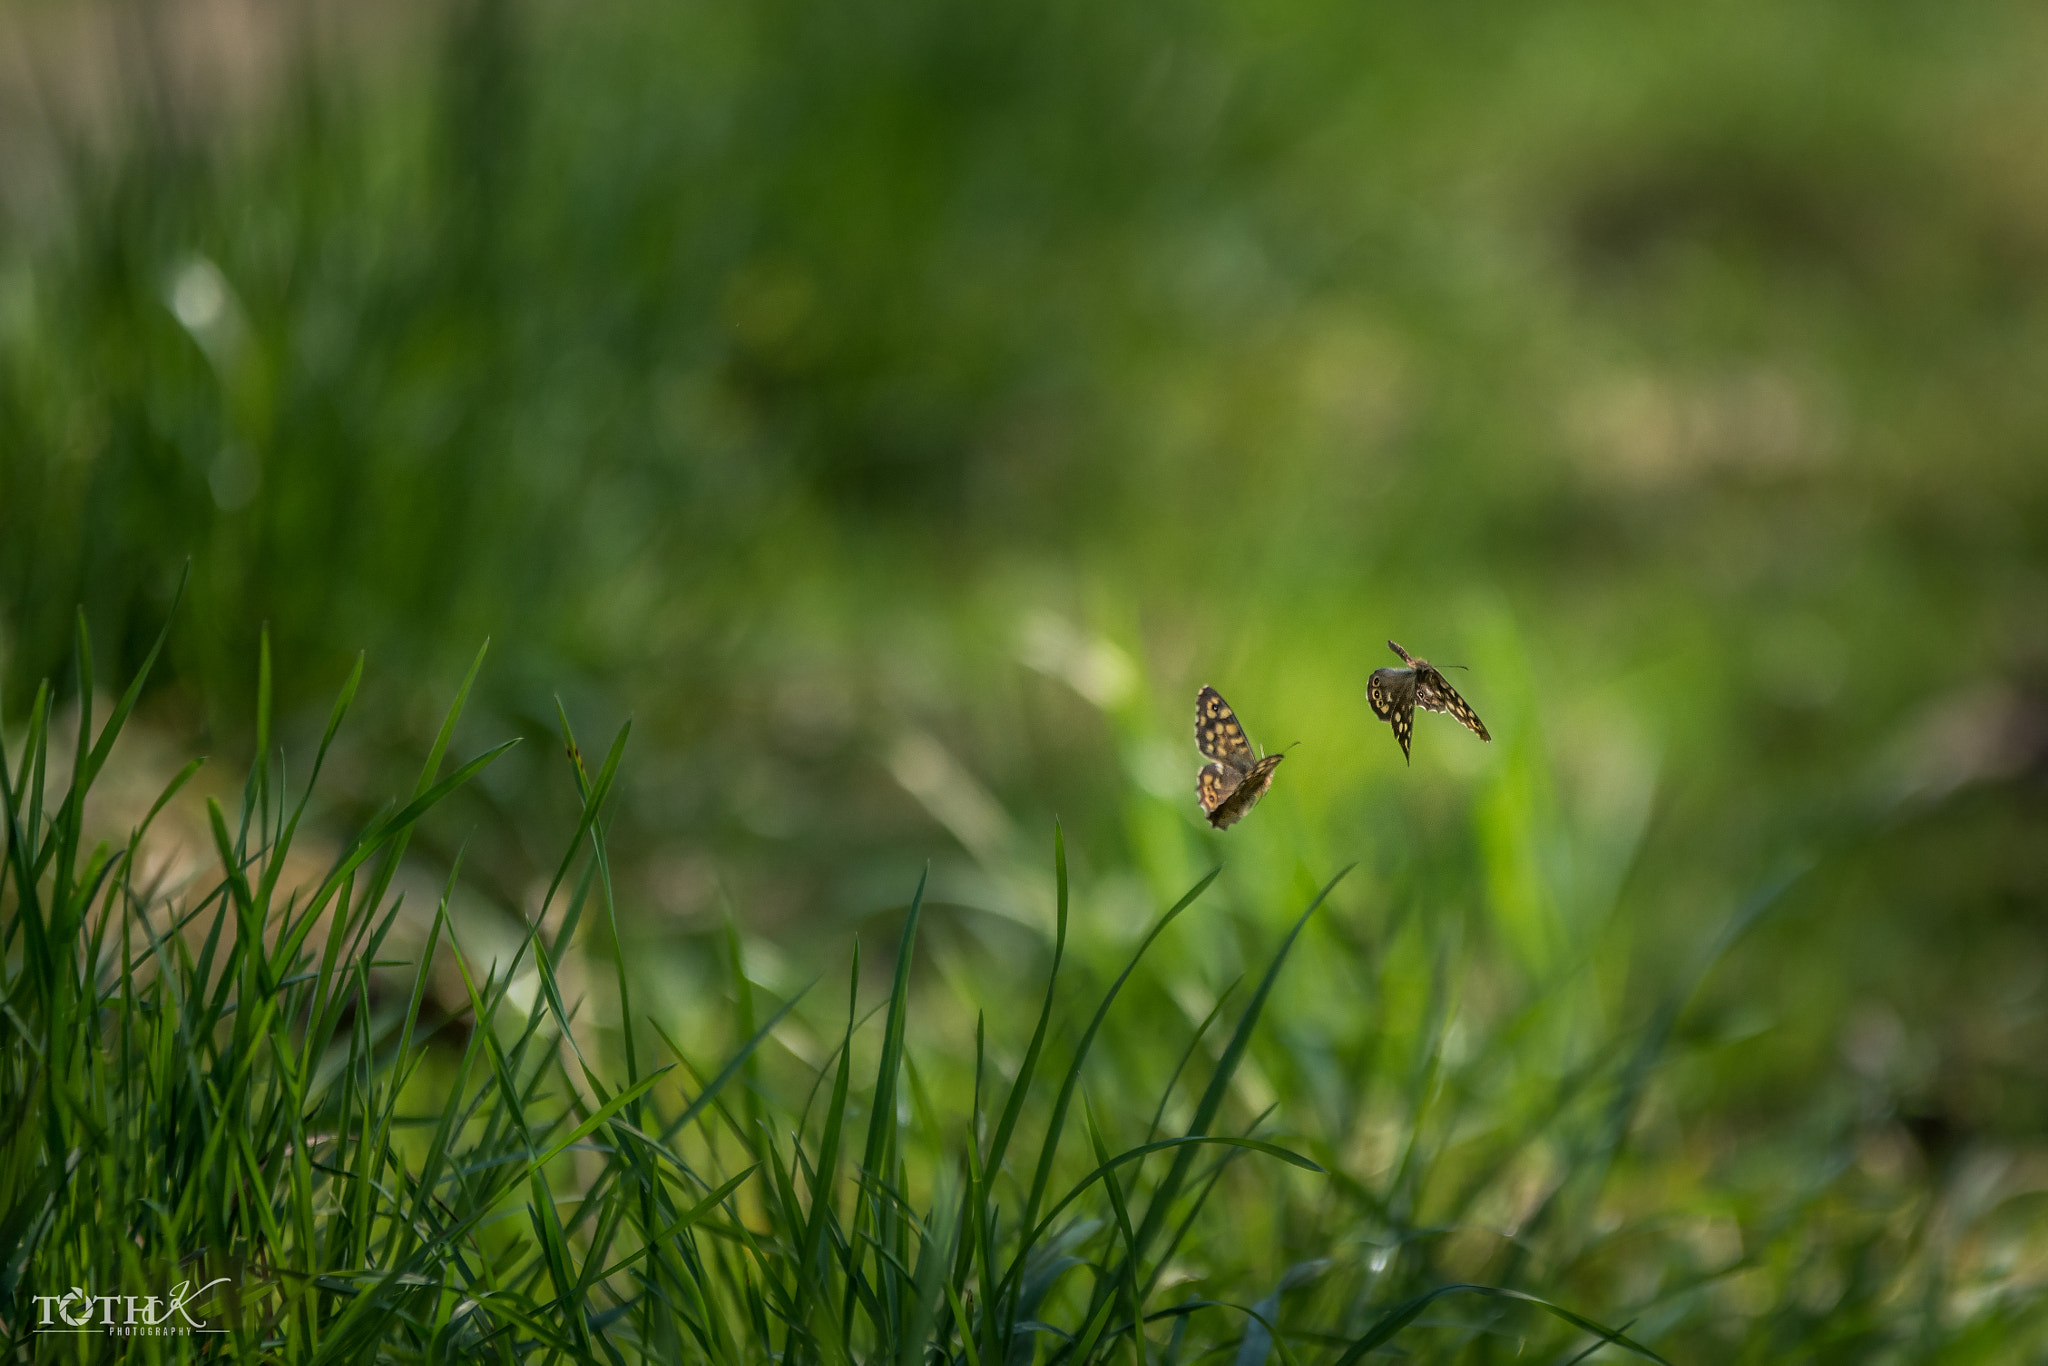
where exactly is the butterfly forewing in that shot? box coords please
[1195,686,1256,766]
[1414,669,1490,741]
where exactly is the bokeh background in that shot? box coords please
[5,0,2048,1352]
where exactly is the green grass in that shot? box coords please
[0,615,1706,1361]
[5,0,2048,1359]
[9,618,2045,1361]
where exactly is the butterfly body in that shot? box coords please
[1194,685,1284,829]
[1366,640,1490,764]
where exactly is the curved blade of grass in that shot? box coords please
[1119,866,1351,1279]
[48,581,181,943]
[1327,1283,1671,1366]
[1010,1134,1321,1286]
[1021,866,1220,1242]
[651,986,814,1145]
[256,651,363,910]
[843,867,928,1347]
[1145,977,1240,1146]
[76,561,185,805]
[984,820,1071,1180]
[347,640,493,930]
[898,1162,963,1366]
[542,704,631,924]
[792,942,861,1338]
[297,737,520,926]
[1084,1095,1145,1366]
[863,868,928,1178]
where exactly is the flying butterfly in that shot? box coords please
[1194,686,1287,829]
[1366,640,1491,765]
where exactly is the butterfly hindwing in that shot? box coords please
[1195,686,1255,767]
[1204,754,1283,829]
[1389,687,1414,764]
[1197,761,1239,815]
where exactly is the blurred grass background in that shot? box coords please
[4,0,2048,1353]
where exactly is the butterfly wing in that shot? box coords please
[1415,668,1491,741]
[1195,686,1257,771]
[1206,753,1283,829]
[1366,667,1411,721]
[1197,761,1242,822]
[1367,668,1417,764]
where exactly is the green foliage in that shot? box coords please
[2,626,1680,1361]
[4,0,2048,1358]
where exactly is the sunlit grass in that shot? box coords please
[2,608,1702,1361]
[9,596,2048,1360]
[3,12,2048,1357]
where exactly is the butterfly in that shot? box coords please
[1194,686,1286,829]
[1366,640,1491,764]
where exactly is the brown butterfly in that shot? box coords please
[1194,686,1286,829]
[1366,640,1490,765]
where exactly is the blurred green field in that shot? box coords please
[4,0,2048,1357]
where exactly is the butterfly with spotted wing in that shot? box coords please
[1194,686,1286,829]
[1366,640,1490,764]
